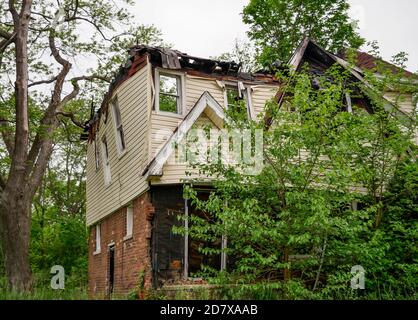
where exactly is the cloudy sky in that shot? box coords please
[133,0,418,72]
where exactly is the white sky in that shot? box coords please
[133,0,418,73]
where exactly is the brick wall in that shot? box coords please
[88,191,155,297]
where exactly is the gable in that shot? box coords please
[143,91,225,177]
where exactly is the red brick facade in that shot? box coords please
[88,191,155,297]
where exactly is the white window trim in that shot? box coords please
[101,135,112,187]
[94,137,100,171]
[111,96,127,157]
[93,224,101,255]
[223,81,252,119]
[154,68,186,117]
[124,206,134,241]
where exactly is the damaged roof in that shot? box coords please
[82,45,280,141]
[337,50,417,79]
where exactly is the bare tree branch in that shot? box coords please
[0,28,13,40]
[28,76,58,88]
[59,74,110,109]
[56,111,85,128]
[8,0,19,23]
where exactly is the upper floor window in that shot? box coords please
[225,83,251,120]
[101,136,111,186]
[156,70,183,115]
[111,97,126,154]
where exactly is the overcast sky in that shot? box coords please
[133,0,418,73]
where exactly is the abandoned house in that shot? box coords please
[85,38,417,297]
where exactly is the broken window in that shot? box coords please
[157,72,182,114]
[101,136,111,186]
[111,96,126,154]
[225,83,250,120]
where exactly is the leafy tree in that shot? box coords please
[212,38,258,73]
[0,0,165,291]
[242,0,365,66]
[178,58,417,298]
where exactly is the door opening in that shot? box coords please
[108,245,115,296]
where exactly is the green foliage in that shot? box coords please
[179,59,417,299]
[242,0,365,66]
[212,39,259,73]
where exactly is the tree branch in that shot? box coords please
[59,75,110,109]
[0,32,16,69]
[0,28,13,40]
[28,76,58,88]
[56,111,85,129]
[0,118,15,155]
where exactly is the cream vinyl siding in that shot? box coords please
[384,92,418,144]
[251,85,279,119]
[86,66,150,226]
[149,75,224,160]
[149,113,182,161]
[150,113,218,185]
[384,92,415,115]
[185,75,225,113]
[149,75,279,159]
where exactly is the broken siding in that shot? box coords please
[86,66,150,226]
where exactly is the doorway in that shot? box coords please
[108,245,115,296]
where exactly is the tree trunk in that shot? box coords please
[0,0,34,292]
[0,186,32,291]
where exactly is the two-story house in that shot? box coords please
[86,38,416,297]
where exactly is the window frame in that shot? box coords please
[111,96,126,155]
[101,135,112,186]
[154,68,185,116]
[94,137,100,171]
[223,81,252,119]
[94,224,101,255]
[124,206,134,240]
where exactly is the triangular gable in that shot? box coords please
[268,38,413,128]
[144,91,225,177]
